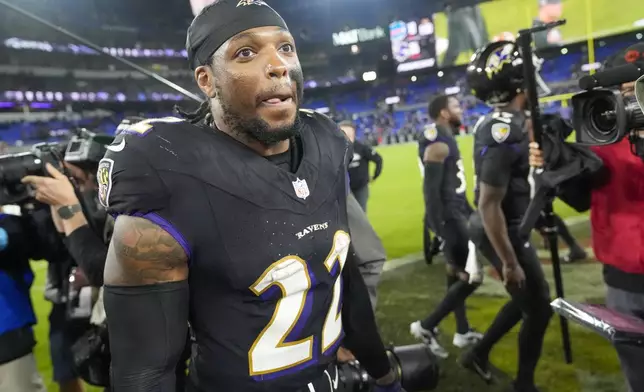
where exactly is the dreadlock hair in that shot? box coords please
[175,99,211,124]
[174,52,214,125]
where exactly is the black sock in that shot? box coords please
[448,275,471,334]
[421,276,477,333]
[475,300,522,359]
[515,303,552,387]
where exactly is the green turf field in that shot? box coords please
[29,138,623,392]
[367,137,583,259]
[432,0,644,66]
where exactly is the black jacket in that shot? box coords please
[520,114,604,236]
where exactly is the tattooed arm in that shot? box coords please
[103,215,189,391]
[104,215,188,285]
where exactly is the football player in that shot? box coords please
[410,95,482,359]
[100,1,404,391]
[459,41,553,392]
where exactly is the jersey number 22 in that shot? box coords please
[248,231,350,376]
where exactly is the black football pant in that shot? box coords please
[469,214,553,387]
[421,216,480,334]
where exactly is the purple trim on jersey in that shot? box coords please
[251,357,318,382]
[259,285,280,301]
[131,212,193,261]
[118,128,154,137]
[286,267,317,342]
[323,274,344,356]
[480,143,520,157]
[346,172,350,196]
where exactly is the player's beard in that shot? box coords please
[449,114,462,131]
[221,101,303,146]
[217,68,305,147]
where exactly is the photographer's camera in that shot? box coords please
[572,62,644,158]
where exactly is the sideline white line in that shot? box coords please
[382,215,591,273]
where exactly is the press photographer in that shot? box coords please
[15,129,114,391]
[22,143,112,288]
[0,207,46,392]
[530,43,644,392]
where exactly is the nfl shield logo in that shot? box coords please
[292,178,310,200]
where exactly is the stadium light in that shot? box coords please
[385,96,400,105]
[362,71,377,82]
[351,44,359,54]
[437,71,444,78]
[411,75,417,82]
[561,48,568,55]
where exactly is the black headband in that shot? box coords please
[186,0,289,70]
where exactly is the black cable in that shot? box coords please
[0,0,203,103]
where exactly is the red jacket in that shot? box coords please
[591,139,644,289]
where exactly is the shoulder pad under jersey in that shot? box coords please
[115,116,186,137]
[299,109,353,166]
[477,112,525,146]
[301,109,352,144]
[424,123,439,142]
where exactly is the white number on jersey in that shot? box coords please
[249,231,351,376]
[456,159,467,194]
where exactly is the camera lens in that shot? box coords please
[589,97,617,136]
[624,95,644,131]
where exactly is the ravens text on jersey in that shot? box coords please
[101,111,371,391]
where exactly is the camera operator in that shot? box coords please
[0,208,46,392]
[22,160,107,392]
[530,43,644,392]
[23,162,108,287]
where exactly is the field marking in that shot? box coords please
[383,215,590,273]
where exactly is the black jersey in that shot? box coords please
[99,111,353,391]
[418,123,469,217]
[473,110,532,223]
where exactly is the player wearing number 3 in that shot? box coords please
[410,95,483,359]
[101,1,404,391]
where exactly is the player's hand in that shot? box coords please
[529,142,544,168]
[502,263,526,290]
[21,163,78,207]
[336,347,356,362]
[372,377,405,392]
[373,380,406,392]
